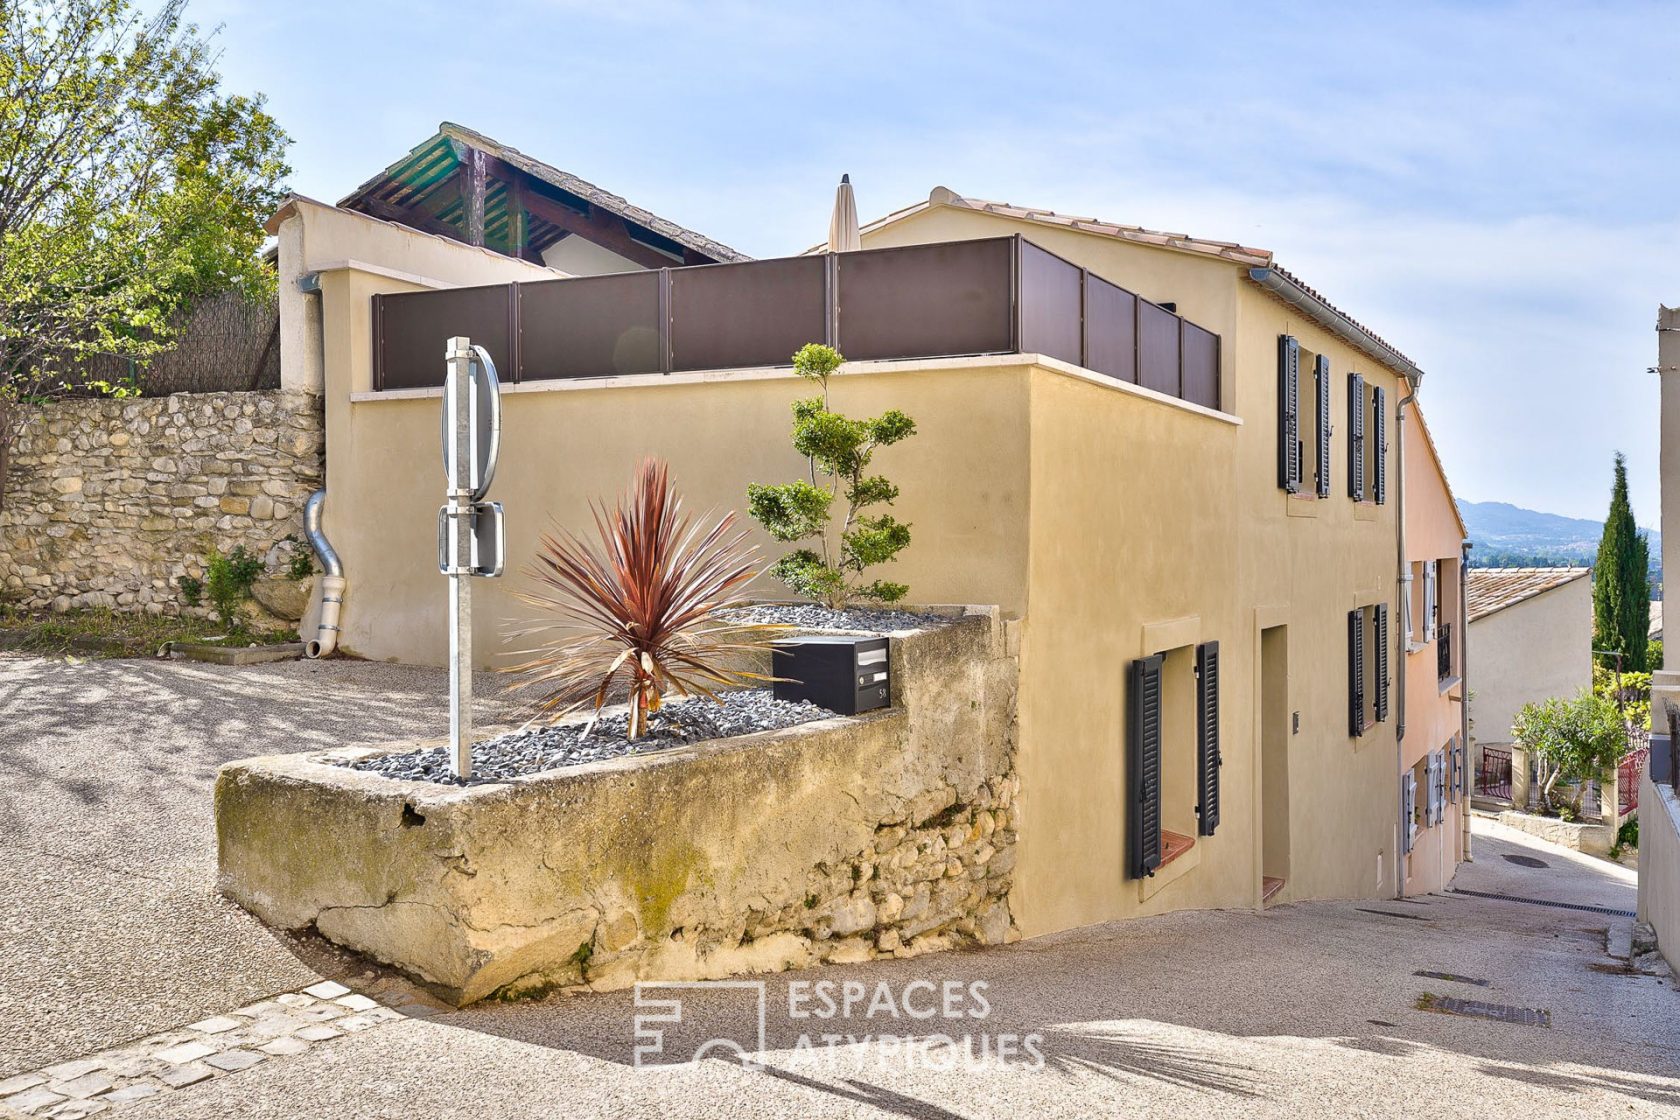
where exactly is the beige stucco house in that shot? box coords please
[1641,306,1680,969]
[1466,566,1593,765]
[269,128,1463,943]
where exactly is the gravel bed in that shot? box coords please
[340,689,837,786]
[724,603,956,632]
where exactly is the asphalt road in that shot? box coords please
[3,651,1677,1118]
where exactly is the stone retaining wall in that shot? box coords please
[217,611,1019,1005]
[1496,809,1614,858]
[0,391,323,614]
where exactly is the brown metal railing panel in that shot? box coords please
[1181,321,1220,410]
[1085,275,1138,384]
[518,270,663,381]
[375,285,512,391]
[669,256,827,373]
[1136,299,1181,397]
[1016,240,1084,367]
[834,237,1016,362]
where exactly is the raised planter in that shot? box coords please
[166,641,305,665]
[1497,809,1614,858]
[216,608,1019,1005]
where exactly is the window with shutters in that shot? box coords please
[1348,603,1392,736]
[1347,373,1389,504]
[1371,385,1388,504]
[1434,558,1461,689]
[1401,770,1419,853]
[1277,336,1303,494]
[1128,644,1210,879]
[1346,372,1366,501]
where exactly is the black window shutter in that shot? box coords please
[1196,641,1221,837]
[1374,603,1390,722]
[1128,655,1164,878]
[1347,373,1366,500]
[1373,385,1388,505]
[1348,608,1365,737]
[1278,336,1301,493]
[1315,355,1331,498]
[1402,773,1416,853]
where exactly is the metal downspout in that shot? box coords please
[303,489,345,658]
[1395,391,1415,899]
[1460,538,1473,863]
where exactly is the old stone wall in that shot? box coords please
[217,611,1019,1005]
[0,391,323,614]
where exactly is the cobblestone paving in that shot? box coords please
[0,981,440,1117]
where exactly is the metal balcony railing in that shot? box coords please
[1437,622,1454,682]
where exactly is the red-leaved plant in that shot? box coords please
[504,458,781,740]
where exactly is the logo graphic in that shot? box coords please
[632,981,767,1069]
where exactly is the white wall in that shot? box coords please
[540,235,644,276]
[1468,577,1593,745]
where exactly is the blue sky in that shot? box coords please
[197,0,1679,523]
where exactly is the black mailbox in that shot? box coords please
[771,635,891,715]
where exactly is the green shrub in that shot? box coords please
[176,575,202,607]
[747,343,916,608]
[1513,690,1628,818]
[1593,663,1652,732]
[282,534,314,581]
[204,545,263,630]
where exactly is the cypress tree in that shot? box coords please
[1592,453,1652,672]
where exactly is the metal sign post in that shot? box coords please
[439,336,503,780]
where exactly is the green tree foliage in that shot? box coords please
[1512,690,1627,818]
[0,0,291,505]
[203,544,262,630]
[747,344,916,608]
[1592,453,1652,672]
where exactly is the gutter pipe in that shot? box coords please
[303,489,345,658]
[1395,389,1415,899]
[1248,267,1426,389]
[1460,538,1473,864]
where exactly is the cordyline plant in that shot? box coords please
[747,343,916,609]
[503,458,783,741]
[1512,689,1628,818]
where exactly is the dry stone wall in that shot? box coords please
[0,391,323,614]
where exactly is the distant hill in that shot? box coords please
[1460,500,1660,580]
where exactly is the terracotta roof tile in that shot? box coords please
[1466,567,1591,622]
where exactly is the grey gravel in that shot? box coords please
[724,603,954,632]
[341,689,837,786]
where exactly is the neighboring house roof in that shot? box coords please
[1651,602,1663,642]
[338,122,750,266]
[1466,567,1591,622]
[841,187,1423,384]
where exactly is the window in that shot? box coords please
[1347,603,1391,736]
[1346,375,1389,504]
[1278,336,1302,493]
[1279,336,1331,499]
[1128,641,1222,879]
[1401,768,1419,853]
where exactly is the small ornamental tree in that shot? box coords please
[747,344,916,609]
[1512,690,1627,818]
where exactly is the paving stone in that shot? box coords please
[292,1025,342,1042]
[44,1073,112,1100]
[233,1001,287,1019]
[333,1014,379,1033]
[275,993,318,1009]
[291,1004,346,1022]
[244,1014,306,1040]
[187,1015,244,1035]
[257,1037,311,1057]
[156,1064,213,1089]
[103,1058,164,1079]
[302,981,351,1000]
[38,1062,103,1084]
[102,1082,163,1104]
[0,1074,47,1096]
[2,1085,67,1113]
[154,1041,217,1065]
[361,1007,402,1023]
[41,1100,107,1119]
[334,994,379,1012]
[203,1050,265,1073]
